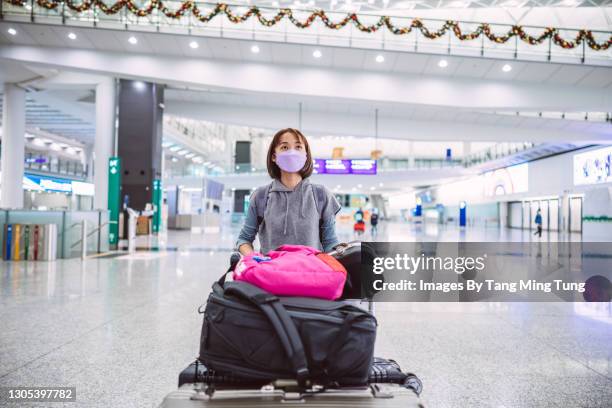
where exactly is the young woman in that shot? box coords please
[236,128,341,255]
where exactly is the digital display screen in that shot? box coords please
[324,159,351,174]
[573,146,612,185]
[312,159,377,175]
[313,159,326,174]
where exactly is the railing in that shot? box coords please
[0,148,88,179]
[462,142,536,167]
[195,157,465,177]
[1,1,610,66]
[69,219,116,259]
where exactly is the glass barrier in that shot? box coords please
[0,209,110,260]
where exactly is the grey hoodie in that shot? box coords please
[236,178,341,254]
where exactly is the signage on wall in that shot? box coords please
[573,146,612,186]
[313,159,377,175]
[25,175,72,193]
[25,156,47,164]
[21,174,94,195]
[108,157,121,246]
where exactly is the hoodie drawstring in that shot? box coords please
[300,184,307,219]
[283,192,289,235]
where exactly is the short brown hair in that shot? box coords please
[266,128,313,179]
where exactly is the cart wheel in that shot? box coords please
[402,373,423,397]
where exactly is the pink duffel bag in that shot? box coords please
[233,245,347,300]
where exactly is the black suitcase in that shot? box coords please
[199,281,377,386]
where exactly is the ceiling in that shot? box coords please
[0,13,609,146]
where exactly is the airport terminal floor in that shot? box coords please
[1,221,611,407]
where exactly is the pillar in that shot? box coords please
[94,77,116,210]
[408,141,415,168]
[1,83,26,209]
[83,144,94,182]
[117,79,164,211]
[463,141,472,163]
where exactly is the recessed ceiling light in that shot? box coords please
[7,28,17,36]
[133,81,146,91]
[272,1,279,6]
[438,59,448,68]
[189,41,199,49]
[68,32,77,40]
[313,49,322,58]
[368,0,375,4]
[251,44,260,54]
[502,64,512,72]
[128,36,138,45]
[375,54,385,63]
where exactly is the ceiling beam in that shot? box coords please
[165,100,612,142]
[0,45,610,113]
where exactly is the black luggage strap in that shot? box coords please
[320,312,360,371]
[223,281,310,383]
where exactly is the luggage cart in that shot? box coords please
[162,243,423,407]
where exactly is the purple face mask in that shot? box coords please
[275,149,307,173]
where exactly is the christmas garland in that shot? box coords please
[5,1,612,51]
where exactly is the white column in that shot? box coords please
[463,141,472,157]
[93,77,116,210]
[1,83,26,209]
[83,144,94,182]
[408,141,415,168]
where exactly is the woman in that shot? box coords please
[236,128,341,255]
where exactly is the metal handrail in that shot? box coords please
[70,220,116,249]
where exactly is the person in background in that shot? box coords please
[353,207,366,237]
[370,207,379,237]
[355,207,364,222]
[534,209,543,238]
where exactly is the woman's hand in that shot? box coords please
[239,243,255,256]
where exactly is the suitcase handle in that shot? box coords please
[222,281,310,384]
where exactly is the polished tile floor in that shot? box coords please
[1,222,610,407]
